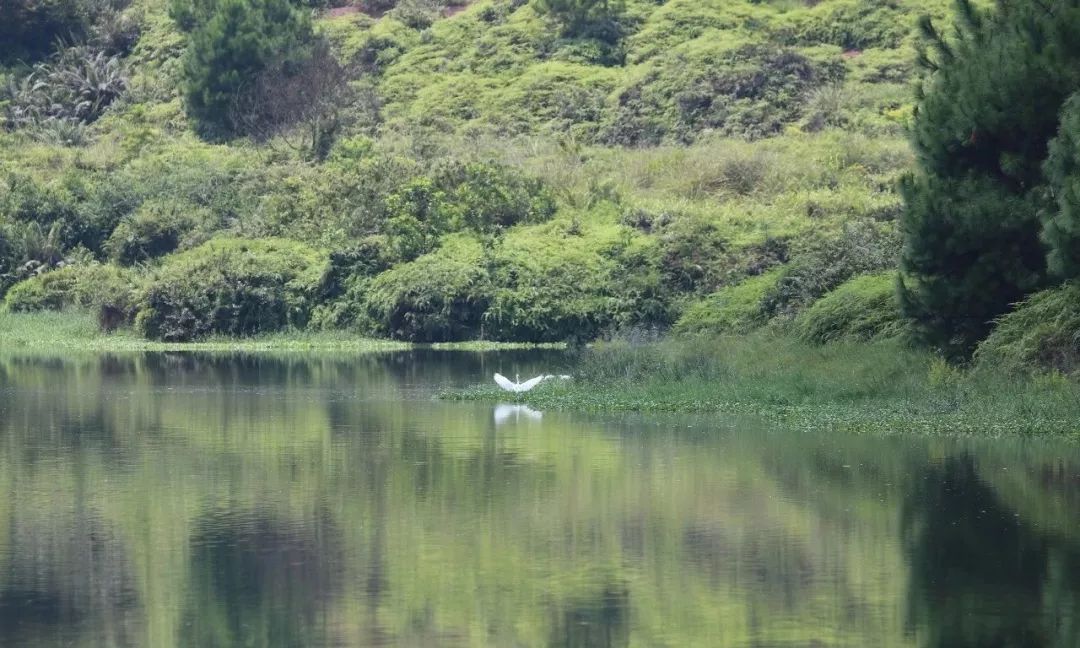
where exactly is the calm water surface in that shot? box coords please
[0,350,1078,647]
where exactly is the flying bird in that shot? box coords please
[493,373,571,393]
[494,373,546,393]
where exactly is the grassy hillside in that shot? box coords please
[0,0,952,344]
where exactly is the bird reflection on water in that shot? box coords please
[493,403,544,425]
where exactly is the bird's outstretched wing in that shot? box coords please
[518,375,546,392]
[494,373,517,392]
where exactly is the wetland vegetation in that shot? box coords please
[446,335,1080,436]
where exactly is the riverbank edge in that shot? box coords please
[0,311,567,353]
[442,383,1080,437]
[439,336,1080,438]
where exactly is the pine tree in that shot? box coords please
[182,0,314,138]
[0,0,91,61]
[1044,93,1080,279]
[899,0,1080,357]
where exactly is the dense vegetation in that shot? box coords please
[1,0,1079,375]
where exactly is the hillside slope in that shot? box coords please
[0,0,950,342]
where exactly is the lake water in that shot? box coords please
[0,350,1078,647]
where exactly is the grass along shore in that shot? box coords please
[9,310,1079,439]
[444,336,1080,437]
[0,311,562,353]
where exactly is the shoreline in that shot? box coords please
[442,337,1080,437]
[0,312,567,353]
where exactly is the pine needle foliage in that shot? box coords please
[1044,93,1080,279]
[181,0,316,138]
[899,0,1080,358]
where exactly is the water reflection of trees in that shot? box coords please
[0,505,141,646]
[548,581,630,648]
[902,455,1080,648]
[0,353,1079,647]
[180,510,342,648]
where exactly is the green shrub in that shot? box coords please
[95,144,258,232]
[325,13,419,73]
[777,1,915,51]
[363,215,661,343]
[0,173,92,257]
[2,263,140,328]
[794,273,905,345]
[363,235,491,341]
[308,236,393,330]
[382,161,557,260]
[654,216,732,295]
[610,234,674,331]
[0,222,66,296]
[534,0,625,42]
[134,238,328,341]
[975,282,1080,375]
[389,0,445,30]
[601,44,844,144]
[762,220,898,320]
[104,200,207,264]
[433,160,558,232]
[485,218,627,343]
[673,269,782,336]
[231,148,410,246]
[4,267,79,312]
[169,0,218,31]
[381,177,454,260]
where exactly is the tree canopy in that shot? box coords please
[899,0,1080,357]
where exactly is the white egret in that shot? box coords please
[493,373,572,393]
[494,373,546,393]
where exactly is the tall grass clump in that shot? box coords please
[975,282,1080,375]
[568,335,932,409]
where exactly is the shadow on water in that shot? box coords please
[0,351,1079,646]
[0,512,140,646]
[902,455,1080,648]
[548,581,630,648]
[180,509,342,648]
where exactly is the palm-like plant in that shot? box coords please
[3,43,128,135]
